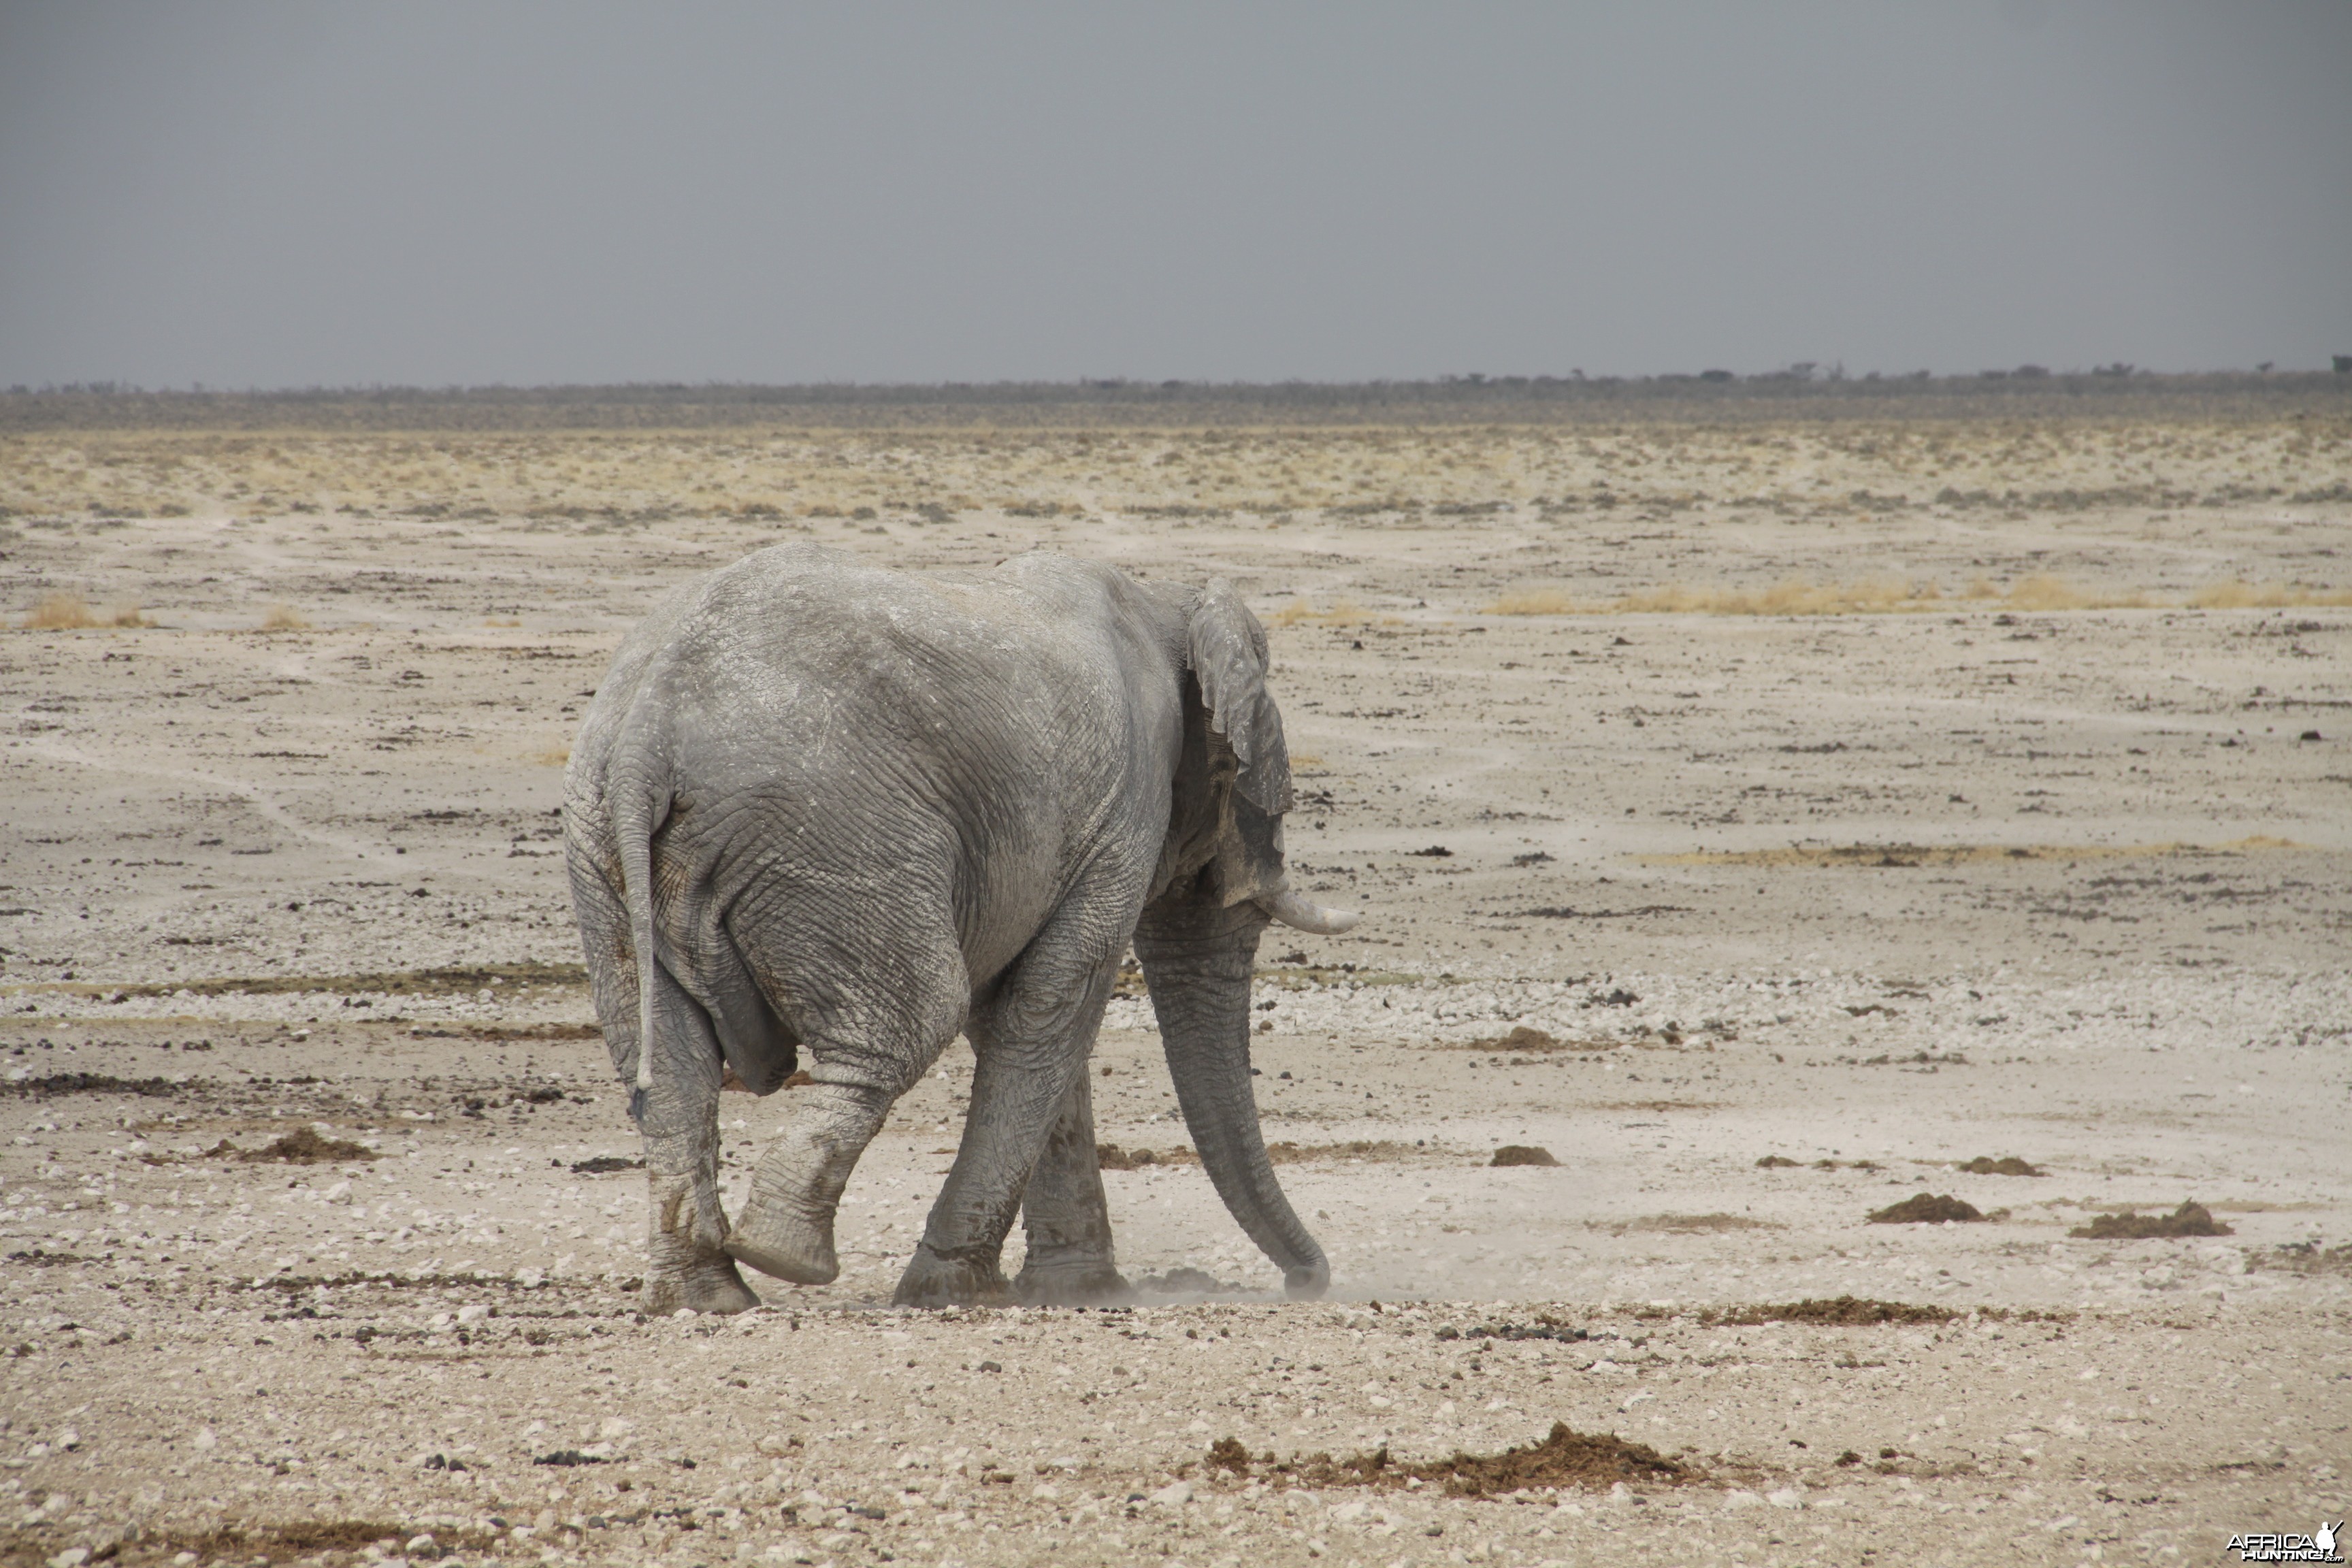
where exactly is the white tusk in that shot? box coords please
[1262,886,1362,936]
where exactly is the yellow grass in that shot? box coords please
[259,604,310,632]
[1266,598,1375,627]
[534,747,572,767]
[1483,574,2338,617]
[2188,581,2352,609]
[18,591,148,629]
[1640,835,2300,869]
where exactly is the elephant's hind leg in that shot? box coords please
[637,960,760,1316]
[726,928,969,1289]
[1013,1068,1131,1305]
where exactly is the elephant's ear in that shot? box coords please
[1188,578,1293,817]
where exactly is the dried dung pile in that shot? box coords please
[209,1128,376,1163]
[1868,1192,1984,1224]
[1215,1422,1692,1495]
[1410,1422,1690,1495]
[1096,1143,1198,1170]
[1265,1139,1421,1164]
[2070,1200,2232,1239]
[1710,1296,1959,1326]
[1958,1156,2044,1176]
[1490,1145,1560,1167]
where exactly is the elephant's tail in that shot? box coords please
[612,736,672,1120]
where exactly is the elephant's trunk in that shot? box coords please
[1132,890,1329,1299]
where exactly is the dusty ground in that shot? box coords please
[1,408,2349,1567]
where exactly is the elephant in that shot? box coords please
[563,543,1360,1313]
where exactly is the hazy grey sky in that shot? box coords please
[2,2,2346,387]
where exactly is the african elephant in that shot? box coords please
[564,544,1358,1313]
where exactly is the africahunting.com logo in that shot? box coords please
[2228,1522,2345,1563]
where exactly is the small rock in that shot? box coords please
[1149,1480,1192,1507]
[1490,1145,1559,1167]
[192,1426,217,1450]
[1767,1487,1805,1510]
[54,1429,78,1450]
[406,1533,440,1559]
[1722,1488,1763,1509]
[455,1304,490,1326]
[48,1550,88,1568]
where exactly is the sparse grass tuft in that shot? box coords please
[1482,573,2348,617]
[1267,598,1375,627]
[21,591,100,629]
[534,747,572,767]
[1644,835,2298,869]
[259,604,310,631]
[2187,580,2352,609]
[17,591,147,629]
[1486,587,1580,615]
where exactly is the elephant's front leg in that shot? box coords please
[896,948,1119,1307]
[1013,1068,1131,1305]
[636,962,760,1316]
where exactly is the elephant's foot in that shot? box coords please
[725,1198,839,1286]
[894,1242,1013,1308]
[728,1113,873,1286]
[1014,1255,1132,1307]
[644,1250,762,1316]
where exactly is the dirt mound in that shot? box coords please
[2070,1200,2232,1239]
[1491,1145,1559,1167]
[1136,1267,1234,1295]
[1443,1026,1614,1054]
[1958,1156,2044,1177]
[1265,1139,1421,1164]
[1412,1422,1690,1495]
[211,1127,377,1163]
[1225,1422,1692,1496]
[570,1155,642,1175]
[2255,1241,2352,1275]
[1756,1154,1801,1168]
[1435,1320,1588,1343]
[192,1522,431,1554]
[3,1071,183,1098]
[1627,1212,1770,1232]
[1096,1143,1197,1169]
[1711,1296,1959,1326]
[1868,1192,1984,1224]
[1471,1025,1573,1051]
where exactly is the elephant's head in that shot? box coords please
[1159,578,1360,933]
[1131,580,1357,1299]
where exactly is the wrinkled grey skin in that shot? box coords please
[564,544,1356,1313]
